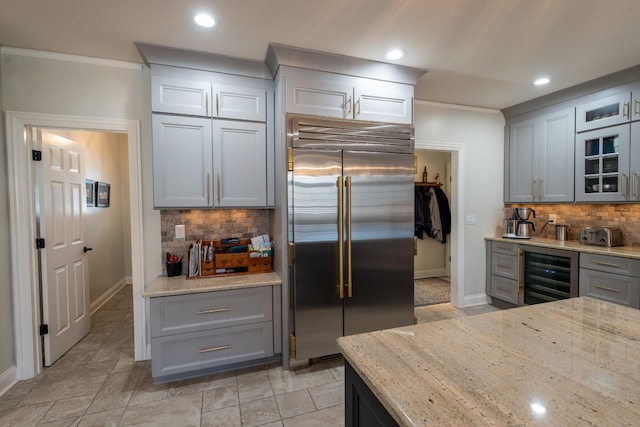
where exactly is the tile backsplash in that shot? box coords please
[506,204,640,245]
[161,209,270,274]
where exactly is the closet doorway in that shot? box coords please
[414,149,453,307]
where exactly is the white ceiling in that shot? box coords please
[1,0,640,109]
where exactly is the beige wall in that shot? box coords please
[0,51,160,376]
[414,101,505,303]
[0,52,16,375]
[414,150,451,277]
[48,129,131,303]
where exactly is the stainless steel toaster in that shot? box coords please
[579,226,624,247]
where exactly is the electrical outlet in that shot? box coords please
[548,214,556,224]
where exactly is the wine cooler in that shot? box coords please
[521,246,579,305]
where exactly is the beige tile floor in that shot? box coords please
[0,285,500,427]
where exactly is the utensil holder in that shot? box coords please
[166,261,182,277]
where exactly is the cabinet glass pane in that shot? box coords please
[585,103,619,123]
[581,133,621,196]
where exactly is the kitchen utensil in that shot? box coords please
[516,220,535,238]
[555,224,569,241]
[515,207,536,221]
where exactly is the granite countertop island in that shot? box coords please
[337,297,640,426]
[143,271,282,298]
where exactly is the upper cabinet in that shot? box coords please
[285,69,413,124]
[506,107,575,203]
[576,92,631,132]
[151,76,267,122]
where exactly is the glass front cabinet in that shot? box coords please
[575,124,633,202]
[576,92,632,132]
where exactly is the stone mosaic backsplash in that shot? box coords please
[506,204,640,245]
[160,209,270,274]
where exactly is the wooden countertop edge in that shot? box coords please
[143,271,282,298]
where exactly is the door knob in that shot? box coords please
[83,246,93,253]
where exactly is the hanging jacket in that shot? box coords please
[433,187,451,244]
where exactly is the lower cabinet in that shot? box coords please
[486,241,520,305]
[345,362,399,427]
[579,253,640,309]
[150,286,280,383]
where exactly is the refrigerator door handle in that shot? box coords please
[337,176,345,299]
[346,175,353,298]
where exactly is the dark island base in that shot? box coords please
[345,361,399,427]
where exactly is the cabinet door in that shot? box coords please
[630,122,640,201]
[286,75,353,119]
[213,120,267,207]
[537,108,575,202]
[576,92,630,132]
[151,76,212,117]
[508,118,536,202]
[632,89,640,121]
[489,276,519,305]
[152,115,213,208]
[575,124,630,202]
[353,81,413,124]
[214,84,266,122]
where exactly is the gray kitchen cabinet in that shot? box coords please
[285,68,413,124]
[149,286,280,383]
[152,75,212,117]
[213,120,267,207]
[579,253,640,309]
[506,107,575,203]
[575,124,631,202]
[151,76,267,122]
[629,121,640,201]
[152,114,213,208]
[576,92,632,133]
[486,241,520,305]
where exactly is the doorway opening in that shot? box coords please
[414,141,465,310]
[6,111,145,380]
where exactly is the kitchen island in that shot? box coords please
[337,297,640,426]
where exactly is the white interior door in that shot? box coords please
[37,128,91,365]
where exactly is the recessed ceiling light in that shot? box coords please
[385,49,405,61]
[534,77,550,86]
[194,13,215,28]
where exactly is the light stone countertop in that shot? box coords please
[486,235,640,259]
[143,271,282,298]
[337,297,640,426]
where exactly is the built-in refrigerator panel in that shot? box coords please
[343,150,414,336]
[291,148,344,360]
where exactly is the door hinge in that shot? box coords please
[287,147,293,172]
[288,242,295,266]
[289,333,296,359]
[35,238,45,249]
[32,150,42,161]
[40,324,49,335]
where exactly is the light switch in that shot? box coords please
[465,215,476,225]
[175,224,185,239]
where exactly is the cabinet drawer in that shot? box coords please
[490,276,519,305]
[150,287,272,337]
[580,253,640,277]
[492,242,519,256]
[579,269,640,309]
[491,253,518,280]
[151,322,274,378]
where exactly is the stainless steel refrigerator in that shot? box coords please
[288,115,415,361]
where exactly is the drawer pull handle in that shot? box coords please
[497,263,511,269]
[593,285,620,293]
[593,261,621,268]
[199,344,232,353]
[198,307,231,314]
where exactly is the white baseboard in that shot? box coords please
[0,365,17,397]
[415,268,447,279]
[462,293,491,307]
[90,277,131,316]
